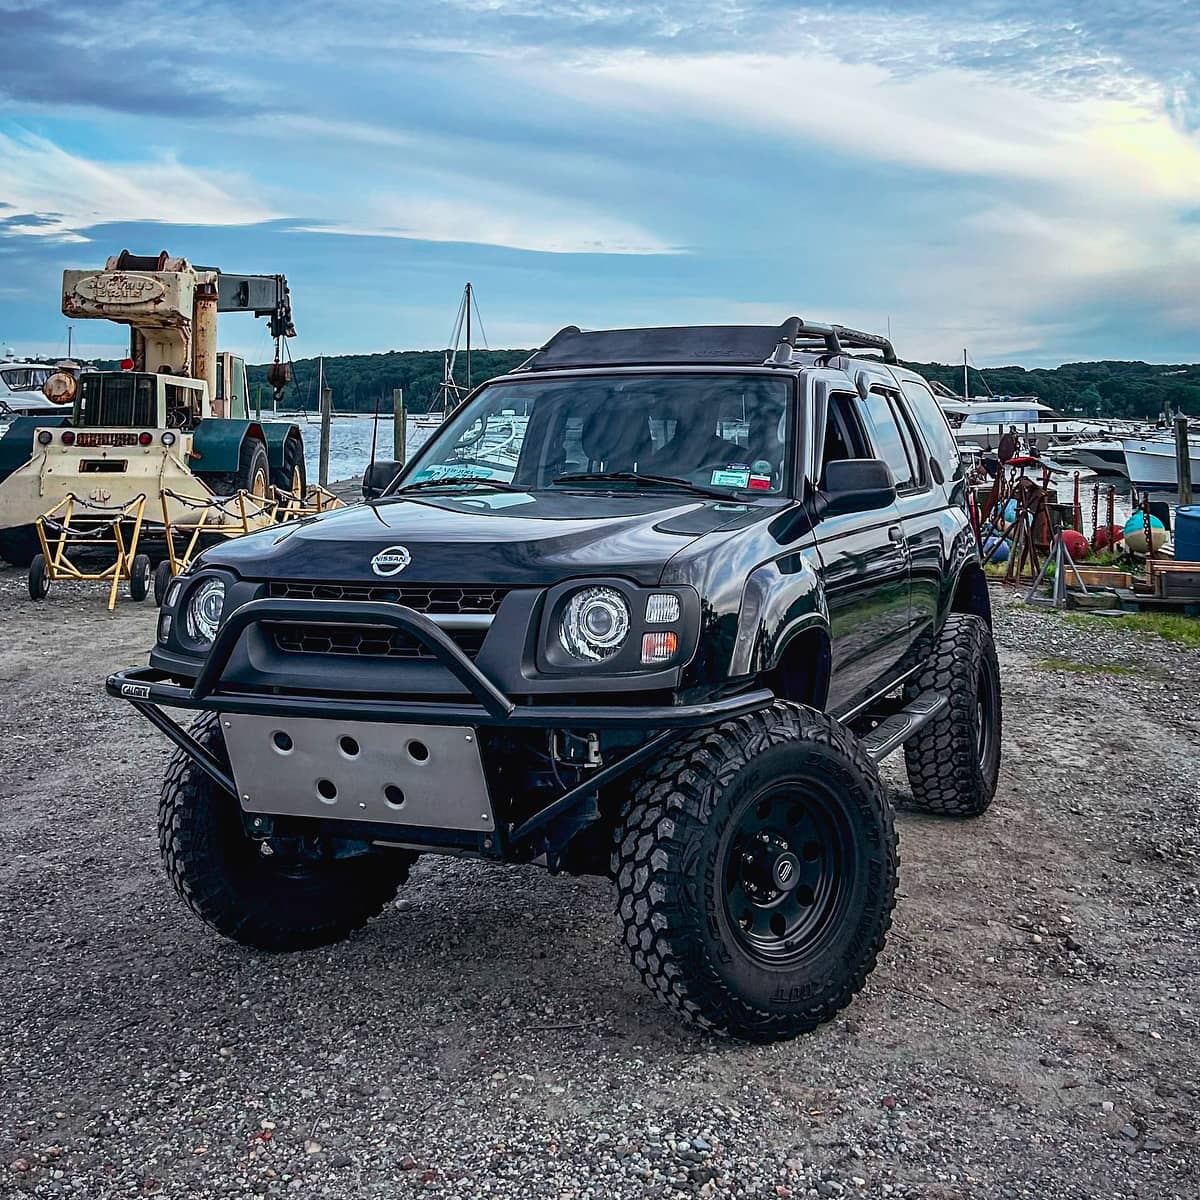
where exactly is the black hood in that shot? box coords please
[200,490,772,586]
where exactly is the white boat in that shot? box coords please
[1121,435,1200,490]
[937,396,1114,452]
[1059,438,1129,476]
[0,358,59,417]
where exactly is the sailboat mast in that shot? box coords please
[465,282,472,392]
[962,349,969,401]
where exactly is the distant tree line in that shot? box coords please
[86,348,1197,422]
[905,359,1200,422]
[246,350,533,414]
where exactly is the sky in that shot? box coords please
[0,1,1198,368]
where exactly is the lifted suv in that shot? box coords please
[111,318,1000,1041]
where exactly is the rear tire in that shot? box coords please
[203,438,270,498]
[159,714,415,951]
[270,435,306,496]
[903,614,1002,817]
[0,525,40,568]
[153,559,174,607]
[28,553,49,600]
[613,702,897,1041]
[129,553,151,602]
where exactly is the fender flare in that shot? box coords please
[259,421,304,471]
[190,419,267,475]
[731,556,831,681]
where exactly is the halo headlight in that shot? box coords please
[185,578,226,644]
[559,586,630,661]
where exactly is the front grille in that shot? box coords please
[75,431,139,448]
[268,623,486,661]
[267,581,509,615]
[78,376,156,428]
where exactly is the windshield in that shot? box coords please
[401,373,792,495]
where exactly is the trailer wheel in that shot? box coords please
[153,560,174,607]
[902,614,1001,817]
[159,713,415,951]
[28,553,50,600]
[271,435,306,496]
[613,701,897,1041]
[128,553,151,602]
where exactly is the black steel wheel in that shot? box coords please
[128,553,151,602]
[28,553,50,600]
[903,614,1002,817]
[159,714,416,951]
[153,559,174,607]
[724,783,854,967]
[614,702,897,1041]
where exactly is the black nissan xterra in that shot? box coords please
[110,319,1000,1041]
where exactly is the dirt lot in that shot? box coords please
[1,567,1197,1199]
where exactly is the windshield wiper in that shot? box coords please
[394,475,526,494]
[552,471,733,501]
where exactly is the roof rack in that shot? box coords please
[519,318,897,371]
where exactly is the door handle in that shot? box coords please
[887,525,905,543]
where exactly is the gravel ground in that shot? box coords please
[1,569,1198,1199]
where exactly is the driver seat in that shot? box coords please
[581,411,653,472]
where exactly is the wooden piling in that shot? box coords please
[393,388,406,466]
[1176,414,1193,505]
[318,384,332,487]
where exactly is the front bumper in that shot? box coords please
[109,598,774,856]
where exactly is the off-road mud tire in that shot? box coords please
[613,701,897,1042]
[28,553,49,600]
[128,553,151,602]
[270,435,307,496]
[903,614,1001,817]
[159,713,414,951]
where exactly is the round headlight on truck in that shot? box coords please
[185,578,226,644]
[559,586,630,661]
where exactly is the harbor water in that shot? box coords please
[293,415,437,485]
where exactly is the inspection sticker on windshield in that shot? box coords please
[748,475,772,490]
[711,468,750,488]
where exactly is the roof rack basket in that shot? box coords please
[521,318,897,370]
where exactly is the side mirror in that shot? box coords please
[362,459,403,500]
[819,458,897,517]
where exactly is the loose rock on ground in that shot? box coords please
[1,570,1197,1198]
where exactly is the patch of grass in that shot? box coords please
[1035,656,1143,677]
[1061,610,1200,649]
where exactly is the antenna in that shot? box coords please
[369,390,381,466]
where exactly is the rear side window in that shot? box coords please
[857,390,916,490]
[899,379,961,481]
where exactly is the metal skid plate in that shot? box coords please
[220,714,494,831]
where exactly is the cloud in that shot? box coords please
[541,49,1200,205]
[297,192,678,256]
[0,1,262,116]
[0,130,277,239]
